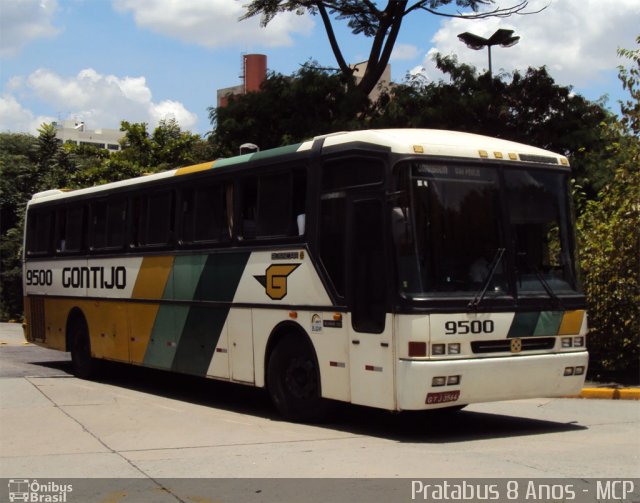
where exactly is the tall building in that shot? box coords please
[53,120,124,151]
[217,54,268,107]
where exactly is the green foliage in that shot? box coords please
[118,118,212,172]
[576,38,640,382]
[209,63,365,156]
[577,140,639,381]
[372,54,612,197]
[0,119,211,320]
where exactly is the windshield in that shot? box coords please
[392,161,579,300]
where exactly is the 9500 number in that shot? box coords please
[445,320,494,335]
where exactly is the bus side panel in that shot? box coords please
[305,311,351,403]
[251,309,351,402]
[43,298,78,350]
[85,300,129,362]
[128,303,162,365]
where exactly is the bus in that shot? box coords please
[22,129,588,421]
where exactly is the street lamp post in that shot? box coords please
[457,29,520,77]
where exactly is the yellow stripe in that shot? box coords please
[175,161,214,176]
[558,310,585,335]
[129,256,174,363]
[132,256,174,299]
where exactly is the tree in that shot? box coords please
[209,63,359,155]
[576,37,640,383]
[0,133,39,320]
[117,119,212,172]
[0,119,212,320]
[371,54,612,196]
[242,0,538,97]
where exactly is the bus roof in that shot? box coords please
[29,129,569,205]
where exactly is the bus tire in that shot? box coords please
[267,334,331,423]
[69,314,97,379]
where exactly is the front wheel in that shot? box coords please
[69,315,97,379]
[267,334,331,422]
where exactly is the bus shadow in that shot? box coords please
[31,359,587,443]
[327,405,587,443]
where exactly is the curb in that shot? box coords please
[574,388,640,400]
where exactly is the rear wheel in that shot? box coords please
[69,315,96,379]
[267,334,331,422]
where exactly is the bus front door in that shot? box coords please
[347,196,395,410]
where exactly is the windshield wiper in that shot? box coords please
[469,248,505,310]
[532,268,565,309]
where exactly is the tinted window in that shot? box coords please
[91,199,127,250]
[318,194,347,297]
[27,211,52,255]
[239,169,306,241]
[64,206,85,252]
[181,183,230,243]
[134,191,174,247]
[322,158,383,191]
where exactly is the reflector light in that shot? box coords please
[447,343,461,355]
[289,311,298,319]
[564,367,575,376]
[494,151,503,159]
[447,375,461,386]
[575,366,585,376]
[432,344,445,355]
[561,337,572,348]
[408,341,427,357]
[573,336,585,347]
[479,150,489,158]
[432,376,446,387]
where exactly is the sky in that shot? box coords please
[1,0,638,137]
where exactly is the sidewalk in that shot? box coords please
[1,322,638,399]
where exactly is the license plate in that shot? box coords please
[426,390,460,405]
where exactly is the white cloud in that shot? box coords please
[391,43,420,61]
[0,0,60,57]
[112,0,314,48]
[421,0,640,88]
[2,68,197,134]
[0,94,55,133]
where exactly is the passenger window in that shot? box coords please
[181,183,229,243]
[62,206,85,252]
[134,191,174,247]
[239,169,306,241]
[27,211,53,256]
[91,199,126,250]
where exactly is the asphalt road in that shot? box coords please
[1,323,638,502]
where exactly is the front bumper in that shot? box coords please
[396,351,588,410]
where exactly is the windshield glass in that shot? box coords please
[393,162,578,300]
[504,169,577,295]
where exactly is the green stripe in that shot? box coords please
[143,305,189,369]
[171,306,228,375]
[251,143,302,161]
[143,252,250,373]
[193,252,251,302]
[507,312,539,338]
[533,311,563,336]
[171,252,250,375]
[171,255,209,300]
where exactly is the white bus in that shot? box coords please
[23,129,588,421]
